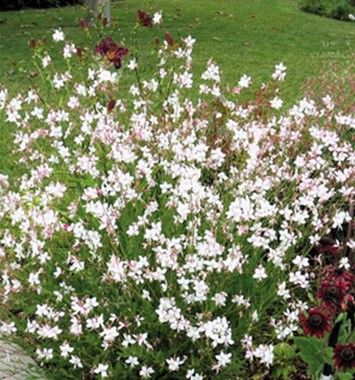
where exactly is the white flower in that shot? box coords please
[130,84,140,96]
[277,282,291,299]
[212,291,227,306]
[232,294,250,308]
[69,355,83,369]
[127,59,138,71]
[139,365,154,378]
[60,342,74,358]
[202,61,220,82]
[68,96,79,109]
[28,271,41,286]
[270,96,283,109]
[63,43,77,59]
[322,94,334,110]
[0,321,16,335]
[94,363,109,378]
[166,356,186,371]
[254,344,274,367]
[100,326,119,345]
[252,310,259,322]
[238,74,252,88]
[152,11,162,25]
[215,351,232,367]
[347,240,355,250]
[125,356,139,368]
[52,28,65,42]
[332,210,351,228]
[339,257,350,270]
[292,255,309,269]
[289,271,310,289]
[184,35,196,48]
[186,369,204,380]
[253,265,267,281]
[200,317,234,347]
[36,348,53,361]
[42,55,51,68]
[98,68,117,83]
[241,334,253,349]
[272,62,286,81]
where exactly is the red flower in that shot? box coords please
[95,37,128,68]
[95,37,117,55]
[317,280,347,312]
[333,343,355,370]
[138,10,153,27]
[299,307,332,338]
[324,267,353,292]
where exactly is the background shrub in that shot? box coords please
[0,0,83,11]
[299,0,355,20]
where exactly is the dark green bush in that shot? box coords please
[299,0,355,20]
[299,0,327,13]
[327,0,352,19]
[0,0,83,11]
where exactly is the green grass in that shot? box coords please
[0,0,354,175]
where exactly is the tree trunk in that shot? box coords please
[86,0,111,25]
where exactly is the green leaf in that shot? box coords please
[337,372,354,380]
[294,336,324,375]
[272,364,296,379]
[324,347,333,365]
[307,291,315,303]
[274,342,297,360]
[338,319,352,344]
[335,312,346,324]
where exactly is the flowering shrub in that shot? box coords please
[0,11,354,379]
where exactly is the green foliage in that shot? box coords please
[294,331,354,380]
[294,336,325,377]
[337,373,354,380]
[271,343,298,379]
[336,313,353,344]
[299,0,355,20]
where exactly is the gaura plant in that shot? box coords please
[0,10,354,380]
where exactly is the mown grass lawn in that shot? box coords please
[0,0,354,175]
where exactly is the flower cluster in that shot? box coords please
[299,233,354,372]
[299,266,353,338]
[0,17,354,379]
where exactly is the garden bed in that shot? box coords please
[0,4,354,380]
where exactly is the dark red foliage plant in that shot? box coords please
[95,37,128,68]
[137,10,153,27]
